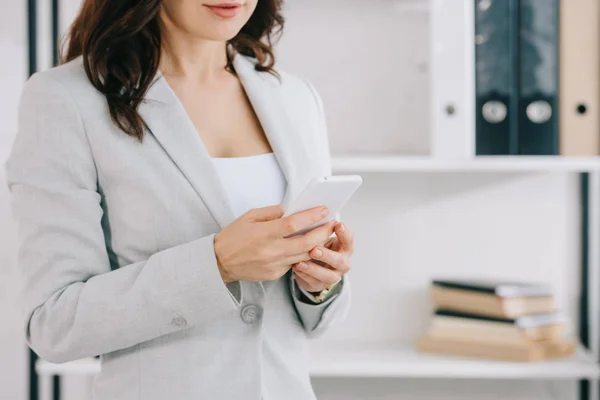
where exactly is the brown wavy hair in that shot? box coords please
[62,0,284,142]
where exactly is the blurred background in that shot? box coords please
[1,0,600,399]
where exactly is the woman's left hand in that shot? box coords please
[293,222,353,293]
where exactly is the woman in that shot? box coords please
[4,0,353,399]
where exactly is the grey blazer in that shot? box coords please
[4,54,350,400]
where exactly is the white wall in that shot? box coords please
[0,0,584,399]
[278,0,431,156]
[1,0,28,398]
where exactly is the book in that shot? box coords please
[517,0,560,155]
[432,279,554,297]
[427,309,565,343]
[417,335,576,362]
[475,0,520,155]
[431,279,555,318]
[430,0,476,159]
[559,0,600,155]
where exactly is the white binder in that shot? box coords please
[430,0,476,159]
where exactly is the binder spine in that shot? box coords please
[475,0,520,155]
[517,0,560,155]
[430,0,476,159]
[508,0,520,154]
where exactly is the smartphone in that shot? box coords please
[282,175,363,237]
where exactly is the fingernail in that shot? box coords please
[313,248,323,258]
[321,207,329,217]
[338,223,346,233]
[296,262,307,271]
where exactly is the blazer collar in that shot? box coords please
[232,55,311,209]
[138,54,310,229]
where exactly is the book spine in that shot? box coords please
[432,280,497,294]
[430,0,476,159]
[517,0,560,155]
[435,308,514,323]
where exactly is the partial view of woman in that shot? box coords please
[4,1,353,399]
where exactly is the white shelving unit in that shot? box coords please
[309,343,600,380]
[36,343,600,380]
[332,155,600,173]
[36,358,100,377]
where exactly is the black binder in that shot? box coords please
[517,0,559,155]
[475,0,520,155]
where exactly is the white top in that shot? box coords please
[212,153,327,303]
[212,153,287,218]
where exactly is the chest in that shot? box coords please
[81,69,326,267]
[172,78,271,158]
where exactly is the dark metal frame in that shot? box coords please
[27,1,37,397]
[51,6,61,398]
[27,0,61,399]
[579,173,590,400]
[52,0,60,66]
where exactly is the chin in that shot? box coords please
[196,24,245,42]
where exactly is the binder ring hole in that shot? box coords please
[577,104,587,115]
[445,104,456,115]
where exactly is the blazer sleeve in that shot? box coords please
[4,73,240,363]
[289,80,352,338]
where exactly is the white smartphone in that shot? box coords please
[282,175,363,237]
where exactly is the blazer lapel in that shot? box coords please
[233,55,312,209]
[138,54,312,231]
[139,73,237,229]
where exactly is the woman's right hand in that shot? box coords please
[213,205,336,283]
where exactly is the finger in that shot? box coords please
[285,219,336,254]
[310,246,351,274]
[324,236,336,249]
[294,261,341,286]
[282,251,313,266]
[294,269,329,292]
[294,272,324,293]
[279,221,336,265]
[334,222,354,254]
[245,204,285,222]
[277,206,330,237]
[283,252,334,268]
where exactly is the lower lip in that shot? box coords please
[205,4,243,18]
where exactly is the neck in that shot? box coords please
[159,13,229,82]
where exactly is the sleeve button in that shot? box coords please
[171,316,187,328]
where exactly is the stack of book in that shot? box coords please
[417,279,577,362]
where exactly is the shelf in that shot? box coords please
[331,155,600,173]
[36,357,100,376]
[35,342,600,380]
[309,342,600,379]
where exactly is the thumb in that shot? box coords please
[245,204,285,222]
